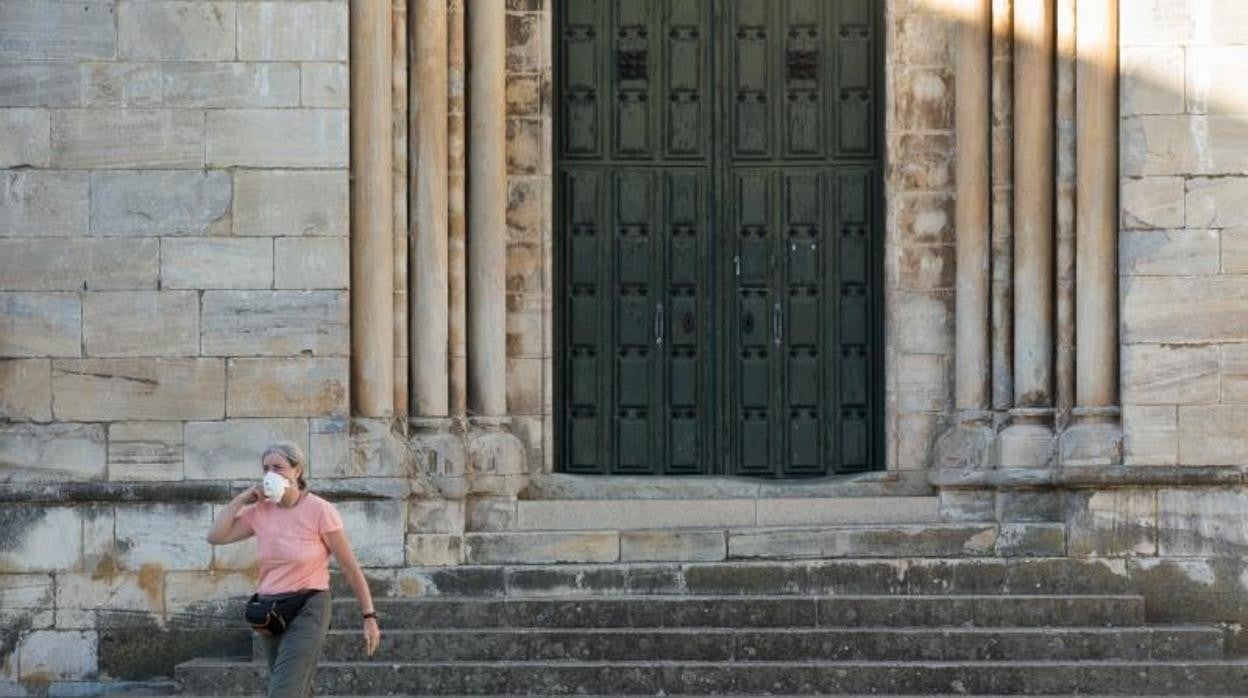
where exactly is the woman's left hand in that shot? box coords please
[363,617,381,657]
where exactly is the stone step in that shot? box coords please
[331,595,1145,629]
[524,471,934,500]
[177,658,1248,695]
[311,626,1223,663]
[510,495,942,532]
[461,522,1064,565]
[362,556,1126,598]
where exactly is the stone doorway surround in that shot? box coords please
[352,0,1134,537]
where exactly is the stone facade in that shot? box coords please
[5,0,1248,693]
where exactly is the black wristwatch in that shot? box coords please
[362,611,379,621]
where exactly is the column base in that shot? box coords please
[932,410,996,469]
[468,418,527,497]
[409,417,469,499]
[1059,406,1122,466]
[996,409,1056,467]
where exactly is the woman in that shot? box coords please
[206,441,381,697]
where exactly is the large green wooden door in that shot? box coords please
[557,0,881,476]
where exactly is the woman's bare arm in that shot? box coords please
[206,487,259,545]
[324,529,381,656]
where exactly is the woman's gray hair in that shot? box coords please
[262,441,308,489]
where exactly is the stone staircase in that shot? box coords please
[176,507,1248,695]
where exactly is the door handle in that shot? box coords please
[773,301,782,347]
[655,302,664,347]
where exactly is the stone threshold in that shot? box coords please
[523,469,933,501]
[929,465,1248,490]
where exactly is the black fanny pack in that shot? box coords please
[244,589,320,635]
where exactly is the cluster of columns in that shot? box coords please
[951,0,1120,467]
[351,0,509,428]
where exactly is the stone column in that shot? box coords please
[448,0,469,420]
[393,0,410,418]
[935,0,995,472]
[411,0,450,420]
[465,0,524,529]
[467,0,508,420]
[1055,0,1076,425]
[999,0,1055,466]
[350,0,394,418]
[1063,0,1121,465]
[990,0,1014,414]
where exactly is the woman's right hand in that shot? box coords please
[235,485,261,506]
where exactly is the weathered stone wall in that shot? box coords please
[1119,0,1248,467]
[0,0,403,691]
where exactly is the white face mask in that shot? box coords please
[261,470,290,504]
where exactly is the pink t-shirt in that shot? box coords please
[236,493,344,595]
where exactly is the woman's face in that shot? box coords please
[262,454,299,484]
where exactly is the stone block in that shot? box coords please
[1058,420,1123,468]
[1222,344,1248,403]
[1121,343,1219,405]
[996,522,1066,557]
[896,354,946,412]
[1121,176,1184,229]
[1123,115,1248,177]
[184,418,307,480]
[0,359,51,421]
[406,534,464,567]
[83,291,199,357]
[1122,275,1248,343]
[506,74,541,117]
[18,630,97,682]
[1178,405,1248,465]
[1118,0,1195,46]
[0,63,80,106]
[408,499,466,535]
[108,422,184,482]
[233,170,348,237]
[1187,176,1248,227]
[1186,47,1248,115]
[896,12,952,66]
[1120,230,1219,276]
[465,532,620,565]
[506,12,542,72]
[56,572,164,629]
[0,574,54,629]
[0,506,82,572]
[119,2,235,61]
[164,62,300,108]
[888,133,953,191]
[164,570,256,616]
[0,239,158,291]
[0,108,49,167]
[115,503,214,571]
[505,118,541,175]
[53,358,225,421]
[0,422,105,482]
[0,1,115,60]
[1066,489,1157,557]
[81,504,113,574]
[996,423,1055,468]
[336,500,407,567]
[0,170,89,236]
[0,292,80,357]
[311,417,407,479]
[1221,229,1248,273]
[90,170,231,236]
[81,62,162,108]
[996,489,1062,523]
[301,62,347,108]
[161,238,273,290]
[896,413,940,470]
[201,290,348,357]
[466,496,518,532]
[1123,405,1178,466]
[892,290,953,355]
[237,3,348,61]
[207,109,347,168]
[1120,46,1185,116]
[620,530,726,562]
[52,109,204,169]
[938,489,995,522]
[274,238,349,289]
[505,357,544,414]
[728,524,997,560]
[226,358,347,418]
[1158,488,1248,556]
[893,67,954,131]
[757,497,941,526]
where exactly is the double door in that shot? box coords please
[557,0,881,476]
